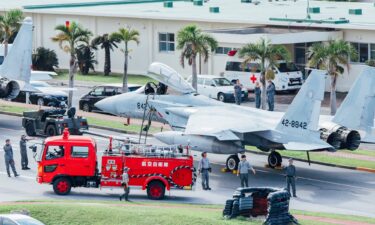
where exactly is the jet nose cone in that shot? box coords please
[154,131,181,144]
[95,97,117,114]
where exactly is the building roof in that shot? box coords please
[2,0,375,31]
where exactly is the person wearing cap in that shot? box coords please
[285,158,297,197]
[120,167,130,201]
[20,135,30,170]
[4,139,19,177]
[198,152,211,190]
[237,154,256,188]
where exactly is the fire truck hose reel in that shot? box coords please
[129,166,197,189]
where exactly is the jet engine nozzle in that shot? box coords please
[337,127,361,150]
[0,78,20,99]
[320,129,341,150]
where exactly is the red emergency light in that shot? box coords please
[227,50,237,56]
[65,21,70,29]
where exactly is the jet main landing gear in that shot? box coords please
[226,154,240,171]
[268,151,282,168]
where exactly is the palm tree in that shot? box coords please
[0,9,23,57]
[111,28,140,93]
[76,44,97,75]
[51,21,92,108]
[308,40,357,115]
[91,34,118,76]
[239,38,290,110]
[177,24,218,91]
[32,47,59,71]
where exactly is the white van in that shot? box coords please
[187,75,248,102]
[223,51,303,91]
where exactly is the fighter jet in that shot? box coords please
[96,63,338,169]
[0,17,36,100]
[96,62,375,170]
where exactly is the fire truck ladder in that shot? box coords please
[139,83,158,144]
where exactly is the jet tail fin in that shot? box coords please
[332,67,375,132]
[276,70,327,138]
[0,17,33,84]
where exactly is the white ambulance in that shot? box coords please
[223,50,303,91]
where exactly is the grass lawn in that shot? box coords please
[246,146,375,169]
[54,71,154,85]
[0,202,374,225]
[0,104,29,114]
[87,117,163,134]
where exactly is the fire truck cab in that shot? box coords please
[37,129,195,200]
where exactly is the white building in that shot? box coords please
[1,0,375,91]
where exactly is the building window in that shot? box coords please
[371,44,375,60]
[215,47,233,55]
[351,42,370,63]
[159,33,175,52]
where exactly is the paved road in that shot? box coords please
[0,115,374,218]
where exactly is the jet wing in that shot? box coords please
[147,62,196,94]
[184,106,269,140]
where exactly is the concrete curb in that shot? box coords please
[47,80,97,88]
[1,111,373,173]
[246,149,375,173]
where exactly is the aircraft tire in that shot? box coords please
[226,154,240,171]
[268,151,282,168]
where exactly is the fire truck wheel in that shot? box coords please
[53,177,72,195]
[46,124,57,136]
[147,180,165,200]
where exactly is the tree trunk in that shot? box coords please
[3,38,8,57]
[260,60,267,110]
[122,43,129,93]
[104,46,111,76]
[330,75,337,115]
[191,55,198,91]
[68,55,75,108]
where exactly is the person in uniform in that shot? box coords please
[285,158,297,197]
[20,135,30,170]
[120,167,130,201]
[266,79,276,111]
[234,79,243,105]
[254,81,261,109]
[4,139,19,177]
[237,155,256,188]
[198,152,211,190]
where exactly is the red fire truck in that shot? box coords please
[36,129,195,200]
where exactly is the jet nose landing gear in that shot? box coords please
[226,154,240,171]
[268,151,282,168]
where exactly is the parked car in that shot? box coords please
[79,84,142,112]
[0,214,45,225]
[12,81,68,106]
[187,75,248,102]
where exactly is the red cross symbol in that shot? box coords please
[250,74,257,83]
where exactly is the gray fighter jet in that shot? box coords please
[96,63,373,170]
[0,17,36,100]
